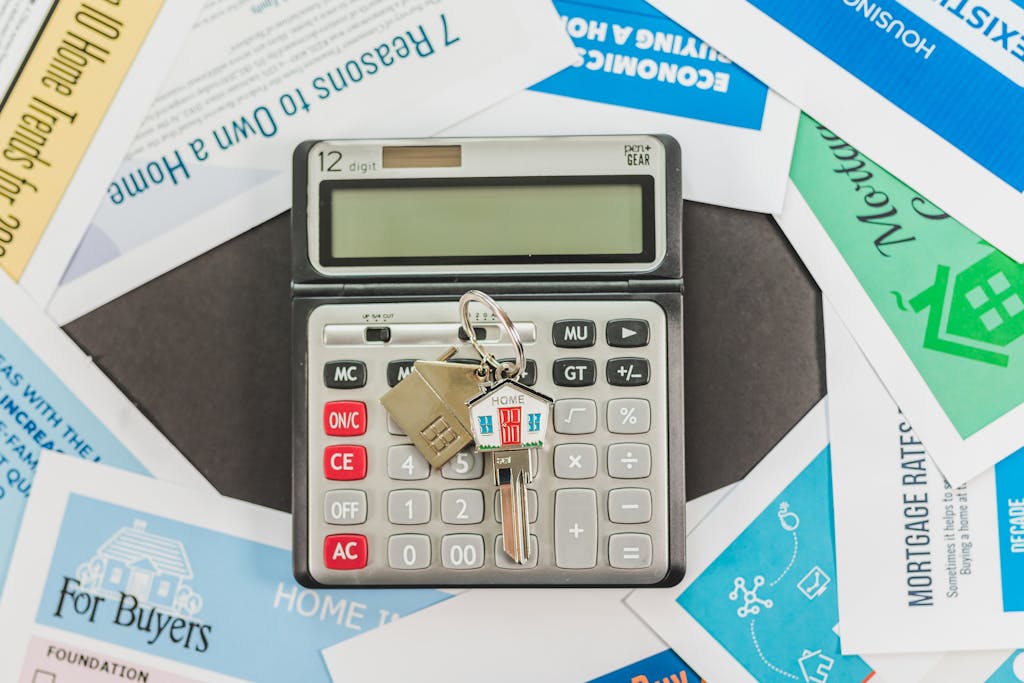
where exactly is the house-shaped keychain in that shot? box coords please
[467,379,552,451]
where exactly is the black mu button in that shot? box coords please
[553,319,596,348]
[606,319,650,347]
[387,359,417,387]
[606,358,650,386]
[324,361,367,389]
[553,358,597,387]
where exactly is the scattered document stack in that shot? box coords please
[1,0,1022,681]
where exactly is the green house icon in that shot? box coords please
[908,250,1024,368]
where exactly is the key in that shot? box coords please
[493,448,532,563]
[380,346,484,468]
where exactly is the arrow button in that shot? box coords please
[606,319,650,348]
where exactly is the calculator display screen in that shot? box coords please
[319,176,655,266]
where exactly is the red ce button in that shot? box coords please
[324,534,367,570]
[324,445,367,480]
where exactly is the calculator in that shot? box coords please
[292,135,684,587]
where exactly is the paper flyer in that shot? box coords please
[646,0,1024,262]
[320,486,733,683]
[444,0,799,214]
[624,399,891,682]
[776,113,1024,488]
[826,301,1024,654]
[0,273,209,589]
[0,454,451,683]
[45,0,577,324]
[0,0,204,306]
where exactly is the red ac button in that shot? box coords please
[324,445,367,480]
[323,401,367,436]
[324,534,367,570]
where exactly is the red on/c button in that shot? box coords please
[325,534,367,570]
[323,401,366,436]
[324,445,367,480]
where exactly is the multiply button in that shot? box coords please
[606,319,650,347]
[324,534,367,570]
[324,360,366,389]
[323,401,366,436]
[553,358,596,386]
[606,358,650,386]
[553,320,596,348]
[323,445,367,480]
[554,444,598,479]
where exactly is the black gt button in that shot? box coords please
[552,320,596,348]
[553,358,597,387]
[606,319,650,347]
[324,361,367,389]
[606,358,650,386]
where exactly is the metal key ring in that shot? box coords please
[458,290,525,380]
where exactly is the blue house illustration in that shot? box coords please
[77,519,203,618]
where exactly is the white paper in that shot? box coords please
[46,0,577,323]
[826,301,1024,654]
[443,0,799,213]
[0,273,209,590]
[321,486,733,683]
[0,454,451,683]
[624,400,990,683]
[2,1,204,305]
[645,0,1024,262]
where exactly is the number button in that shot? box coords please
[606,319,650,347]
[323,401,366,436]
[607,398,651,434]
[388,489,431,525]
[441,489,485,524]
[441,450,484,479]
[441,534,485,569]
[606,358,650,387]
[553,358,597,387]
[324,490,367,525]
[387,445,429,480]
[324,360,366,389]
[323,445,367,480]
[324,534,367,570]
[387,359,417,387]
[388,535,430,569]
[553,320,596,348]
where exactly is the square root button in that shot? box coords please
[554,399,597,434]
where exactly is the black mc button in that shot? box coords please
[324,360,367,389]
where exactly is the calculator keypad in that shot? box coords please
[306,300,670,585]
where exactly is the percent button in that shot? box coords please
[608,399,651,434]
[606,358,650,386]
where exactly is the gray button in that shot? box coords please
[388,489,431,524]
[388,534,430,569]
[555,489,598,569]
[607,398,651,434]
[608,488,652,523]
[441,489,484,524]
[493,488,539,523]
[387,414,406,436]
[608,443,652,478]
[324,490,367,525]
[441,534,485,569]
[554,399,597,434]
[441,449,484,479]
[554,443,598,479]
[387,445,428,480]
[609,533,653,569]
[495,535,539,569]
